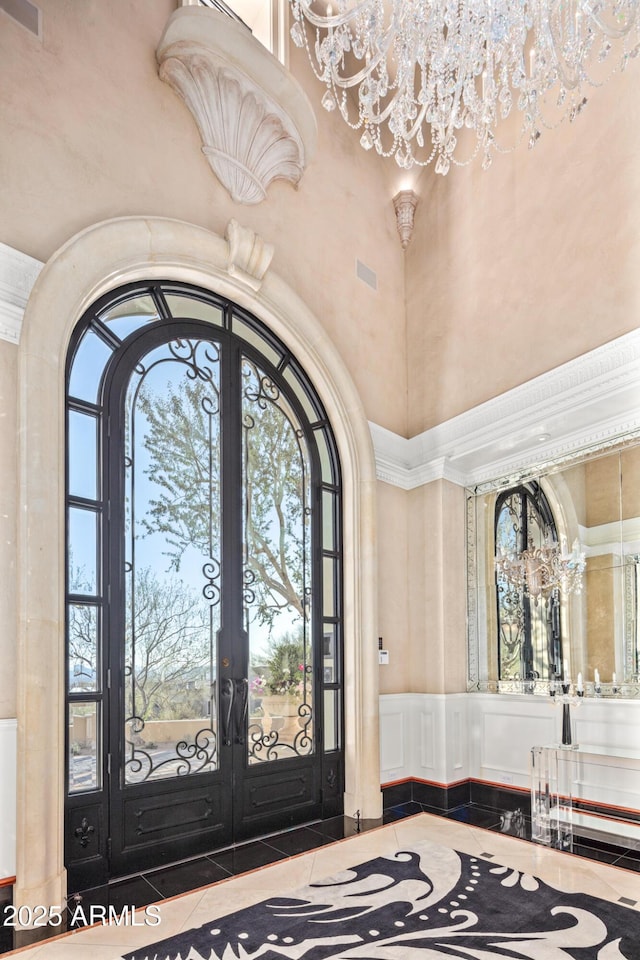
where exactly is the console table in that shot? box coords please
[531,743,640,851]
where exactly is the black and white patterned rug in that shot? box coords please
[122,838,640,960]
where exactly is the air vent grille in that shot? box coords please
[0,0,41,36]
[356,259,377,291]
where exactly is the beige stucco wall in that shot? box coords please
[0,0,407,435]
[621,446,640,522]
[586,451,623,527]
[405,66,640,435]
[376,481,410,695]
[407,480,468,694]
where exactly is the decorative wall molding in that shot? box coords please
[157,6,317,205]
[225,219,274,291]
[0,242,43,345]
[371,328,640,490]
[379,693,470,786]
[381,692,640,807]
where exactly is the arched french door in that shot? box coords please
[64,282,343,892]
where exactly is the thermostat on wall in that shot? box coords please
[378,649,389,665]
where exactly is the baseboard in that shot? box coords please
[382,776,640,828]
[381,777,470,812]
[468,779,531,817]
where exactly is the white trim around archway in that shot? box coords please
[16,216,381,910]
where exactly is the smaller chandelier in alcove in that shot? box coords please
[495,536,586,600]
[289,0,640,174]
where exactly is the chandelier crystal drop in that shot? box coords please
[289,0,640,173]
[495,536,586,600]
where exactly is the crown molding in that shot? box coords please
[0,242,44,345]
[371,328,640,490]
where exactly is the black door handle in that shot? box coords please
[234,678,249,744]
[220,677,235,746]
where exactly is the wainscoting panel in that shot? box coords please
[381,693,640,815]
[478,710,554,784]
[0,719,16,881]
[571,751,640,812]
[419,709,435,771]
[379,694,469,786]
[379,708,405,779]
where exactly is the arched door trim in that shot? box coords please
[17,216,381,911]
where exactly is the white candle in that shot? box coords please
[612,671,617,685]
[563,659,569,681]
[595,668,600,686]
[577,672,583,692]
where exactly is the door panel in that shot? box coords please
[241,354,315,767]
[233,758,321,841]
[108,326,323,872]
[121,338,222,785]
[114,776,232,876]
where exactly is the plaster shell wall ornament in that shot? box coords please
[225,219,274,292]
[157,7,317,205]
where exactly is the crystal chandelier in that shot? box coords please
[495,536,586,599]
[289,0,640,173]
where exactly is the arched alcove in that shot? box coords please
[16,216,381,910]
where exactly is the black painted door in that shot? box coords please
[105,323,323,878]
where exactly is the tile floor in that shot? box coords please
[2,802,640,959]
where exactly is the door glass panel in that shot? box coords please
[232,316,282,368]
[123,337,222,783]
[68,604,99,692]
[100,296,161,340]
[68,328,114,403]
[165,295,223,327]
[68,410,98,500]
[323,556,336,617]
[322,625,336,682]
[322,490,335,551]
[323,689,338,751]
[242,356,314,763]
[314,427,335,485]
[68,702,100,793]
[283,364,321,424]
[68,506,99,595]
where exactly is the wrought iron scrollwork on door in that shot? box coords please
[247,700,313,762]
[74,817,95,849]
